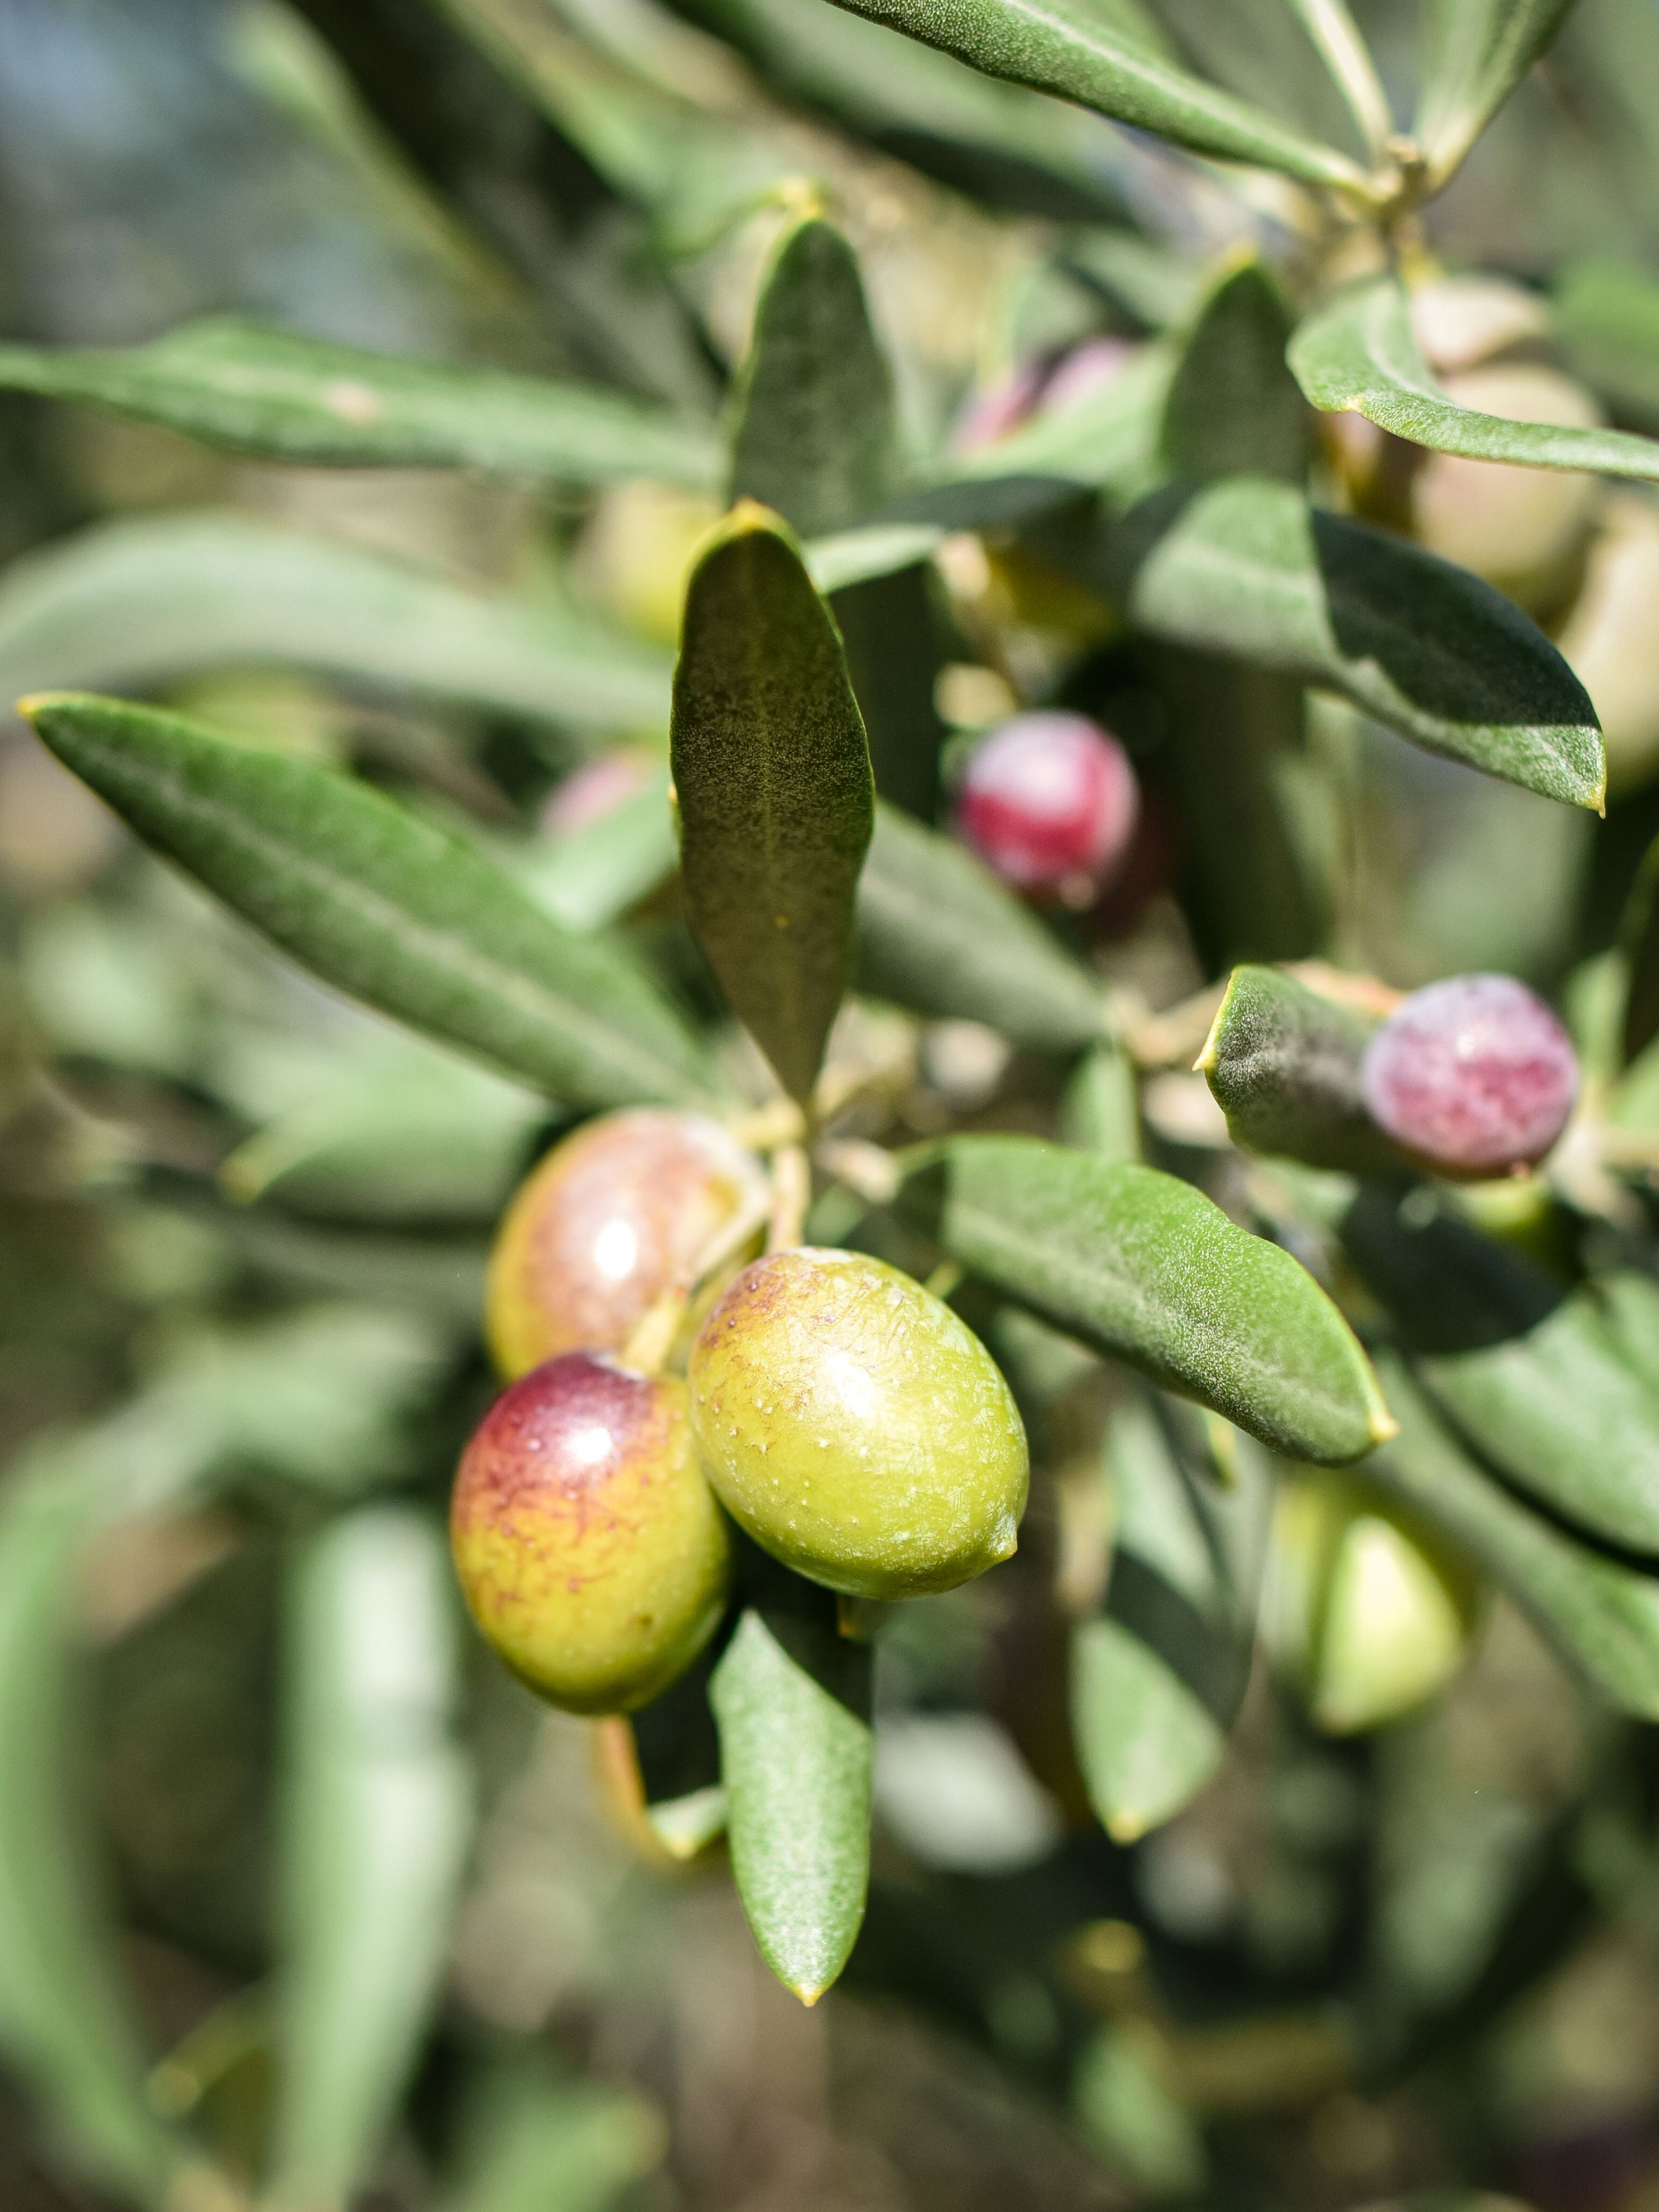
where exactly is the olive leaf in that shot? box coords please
[24,694,721,1113]
[1198,963,1402,1173]
[0,514,671,736]
[1343,1190,1659,1556]
[1062,1043,1143,1163]
[517,762,677,933]
[945,342,1171,496]
[1160,260,1308,486]
[1289,277,1659,480]
[855,803,1108,1051]
[729,215,899,538]
[440,2063,664,2212]
[267,1509,474,2211]
[1618,828,1659,1065]
[1367,1355,1659,1719]
[671,507,874,1105]
[1072,1396,1274,1841]
[710,1606,873,2003]
[818,0,1373,192]
[0,319,721,486]
[1416,0,1582,185]
[900,1135,1395,1464]
[1555,258,1659,429]
[1109,476,1604,808]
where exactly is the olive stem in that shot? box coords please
[726,1098,806,1152]
[767,1143,810,1252]
[817,1136,899,1203]
[620,1289,687,1376]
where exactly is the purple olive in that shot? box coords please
[1360,974,1579,1177]
[953,712,1139,908]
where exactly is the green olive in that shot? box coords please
[450,1351,730,1713]
[687,1247,1029,1599]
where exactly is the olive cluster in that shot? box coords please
[450,1111,1029,1713]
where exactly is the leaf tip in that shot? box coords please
[791,1982,827,2008]
[1368,1401,1401,1447]
[1106,1810,1152,1845]
[1193,973,1237,1078]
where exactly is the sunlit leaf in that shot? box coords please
[24,694,721,1112]
[1416,0,1582,184]
[1198,963,1400,1172]
[0,319,720,486]
[901,1135,1395,1463]
[1160,260,1307,486]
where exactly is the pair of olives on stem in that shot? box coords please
[450,1109,1029,1715]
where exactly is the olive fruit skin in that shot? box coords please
[450,1353,729,1714]
[687,1248,1029,1600]
[1361,974,1579,1179]
[486,1109,768,1379]
[954,713,1140,909]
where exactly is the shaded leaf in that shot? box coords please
[831,565,951,819]
[1367,1354,1659,1719]
[516,762,677,933]
[268,1509,473,2210]
[1289,277,1659,480]
[1061,1042,1142,1162]
[671,509,873,1104]
[1160,260,1308,485]
[1112,476,1604,808]
[1198,963,1400,1172]
[1072,1396,1274,1839]
[1619,828,1659,1065]
[946,343,1171,495]
[0,514,671,736]
[1555,258,1659,430]
[1343,1188,1659,1555]
[855,804,1107,1050]
[805,521,945,596]
[729,216,898,538]
[440,2063,662,2212]
[0,319,720,487]
[24,694,720,1112]
[1416,0,1582,184]
[710,1606,873,2003]
[819,0,1372,191]
[900,1134,1394,1463]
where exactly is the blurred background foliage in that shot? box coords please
[9,2,1659,2210]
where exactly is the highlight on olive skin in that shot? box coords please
[450,1351,730,1714]
[486,1109,769,1378]
[686,1247,1029,1600]
[1360,973,1580,1179]
[953,712,1140,910]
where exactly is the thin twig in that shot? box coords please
[767,1144,810,1252]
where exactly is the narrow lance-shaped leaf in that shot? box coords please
[267,1509,474,2212]
[1109,475,1604,808]
[1289,278,1659,480]
[1366,1353,1659,1720]
[1073,1397,1274,1841]
[1416,0,1582,185]
[1619,828,1659,1066]
[900,1135,1395,1464]
[1160,260,1308,486]
[711,1606,873,2003]
[671,507,874,1105]
[819,0,1374,193]
[729,215,898,538]
[23,694,721,1113]
[1554,259,1659,430]
[440,2063,664,2212]
[856,802,1108,1051]
[0,319,721,487]
[1198,963,1403,1173]
[1343,1188,1659,1556]
[0,514,671,736]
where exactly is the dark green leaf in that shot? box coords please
[1072,1396,1273,1840]
[900,1134,1395,1463]
[819,0,1373,192]
[0,319,720,487]
[1343,1188,1659,1555]
[832,565,950,819]
[1112,476,1604,807]
[1289,277,1659,479]
[710,1606,873,2003]
[1160,260,1308,485]
[1416,0,1582,184]
[671,508,873,1104]
[268,1510,473,2207]
[1198,963,1402,1172]
[24,694,721,1112]
[1619,828,1659,1065]
[0,514,671,735]
[729,217,898,538]
[855,804,1108,1050]
[1367,1354,1659,1719]
[1555,259,1659,430]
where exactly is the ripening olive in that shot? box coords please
[1266,1473,1481,1734]
[1361,973,1579,1179]
[954,712,1141,909]
[687,1248,1029,1600]
[486,1109,768,1379]
[450,1352,729,1713]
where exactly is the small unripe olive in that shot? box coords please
[486,1109,768,1379]
[1409,276,1548,373]
[450,1352,729,1713]
[1558,493,1659,793]
[687,1248,1029,1600]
